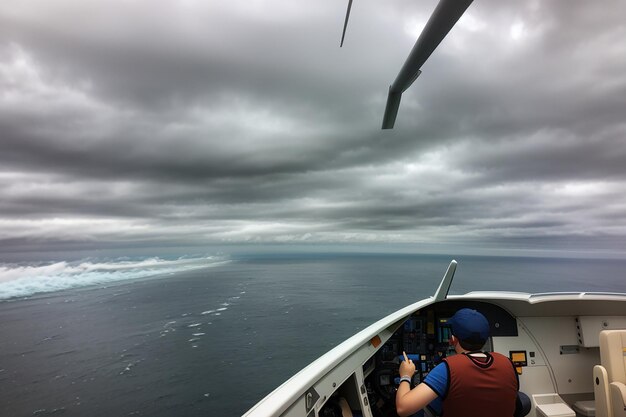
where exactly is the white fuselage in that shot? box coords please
[244,286,626,417]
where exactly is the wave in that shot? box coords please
[0,256,229,300]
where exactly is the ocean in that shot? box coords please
[1,253,626,416]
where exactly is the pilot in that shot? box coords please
[395,308,519,417]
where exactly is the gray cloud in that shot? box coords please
[0,0,625,257]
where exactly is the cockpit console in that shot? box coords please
[362,300,517,416]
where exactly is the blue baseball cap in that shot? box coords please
[448,308,490,343]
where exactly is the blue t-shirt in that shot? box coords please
[422,362,447,414]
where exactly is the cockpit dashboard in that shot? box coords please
[361,300,517,416]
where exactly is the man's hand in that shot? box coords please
[399,351,416,377]
[396,351,438,417]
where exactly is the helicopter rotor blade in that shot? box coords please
[382,0,474,129]
[340,0,354,47]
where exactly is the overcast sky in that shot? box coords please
[1,0,625,259]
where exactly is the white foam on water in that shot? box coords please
[0,256,230,300]
[192,333,205,336]
[120,361,137,375]
[187,323,201,328]
[198,290,246,318]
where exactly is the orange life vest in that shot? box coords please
[441,351,518,417]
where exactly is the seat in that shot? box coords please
[516,392,532,417]
[593,330,626,417]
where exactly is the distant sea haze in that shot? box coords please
[1,253,625,416]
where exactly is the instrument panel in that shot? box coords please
[364,300,517,413]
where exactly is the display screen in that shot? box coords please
[437,318,451,343]
[510,350,528,366]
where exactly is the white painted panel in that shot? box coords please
[493,321,556,417]
[354,369,374,417]
[493,321,547,367]
[521,317,600,395]
[578,316,626,347]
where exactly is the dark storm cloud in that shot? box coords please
[0,0,625,255]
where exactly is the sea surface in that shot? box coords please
[1,253,626,417]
